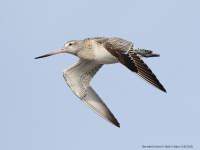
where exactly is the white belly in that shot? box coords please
[94,46,118,64]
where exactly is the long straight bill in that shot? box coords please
[35,48,64,59]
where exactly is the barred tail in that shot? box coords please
[133,47,160,58]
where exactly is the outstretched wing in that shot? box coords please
[101,37,166,92]
[63,59,120,127]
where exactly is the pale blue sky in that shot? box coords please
[1,0,200,149]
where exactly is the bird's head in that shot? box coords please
[35,40,81,59]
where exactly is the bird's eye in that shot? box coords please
[69,43,72,46]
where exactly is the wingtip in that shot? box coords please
[161,88,167,93]
[114,120,120,127]
[110,120,120,128]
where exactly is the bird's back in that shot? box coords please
[77,37,119,64]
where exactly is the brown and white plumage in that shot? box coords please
[102,37,166,92]
[35,37,166,127]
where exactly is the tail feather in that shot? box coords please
[133,47,160,58]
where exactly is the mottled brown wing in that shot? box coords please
[130,53,166,92]
[103,37,166,93]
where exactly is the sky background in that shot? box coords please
[1,0,200,149]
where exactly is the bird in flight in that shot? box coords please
[35,37,166,127]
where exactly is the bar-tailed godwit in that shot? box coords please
[35,37,166,127]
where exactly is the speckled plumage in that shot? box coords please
[35,37,166,127]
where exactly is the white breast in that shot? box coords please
[94,45,118,64]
